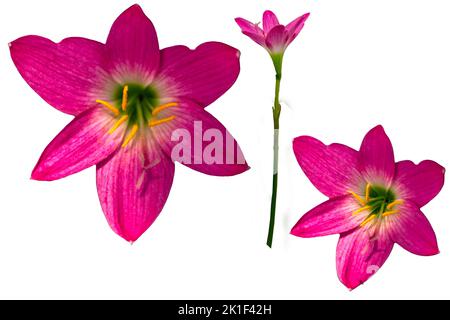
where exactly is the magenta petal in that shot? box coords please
[291,195,364,238]
[10,36,106,116]
[155,42,240,108]
[337,227,393,290]
[235,17,263,34]
[32,108,124,181]
[387,200,439,256]
[293,136,363,198]
[393,160,445,208]
[262,10,280,32]
[96,139,175,242]
[151,101,249,176]
[286,13,310,45]
[105,4,159,82]
[359,125,395,186]
[265,25,289,53]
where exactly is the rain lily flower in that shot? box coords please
[291,126,445,289]
[235,10,309,62]
[235,11,310,247]
[10,4,248,242]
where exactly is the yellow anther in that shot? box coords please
[387,199,404,210]
[152,102,178,116]
[360,214,376,227]
[149,116,176,127]
[365,184,371,202]
[121,85,129,111]
[382,210,399,217]
[352,205,371,216]
[96,99,119,116]
[122,124,139,148]
[108,115,129,134]
[349,191,366,206]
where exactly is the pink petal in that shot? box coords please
[386,200,439,256]
[292,136,363,198]
[393,160,445,208]
[265,25,289,53]
[286,13,310,45]
[32,108,124,181]
[155,42,240,108]
[359,125,395,187]
[337,227,393,290]
[96,138,175,242]
[10,36,107,116]
[150,100,249,176]
[235,17,263,34]
[291,195,365,238]
[262,10,280,32]
[105,4,159,83]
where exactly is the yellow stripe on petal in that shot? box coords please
[108,115,128,134]
[387,199,404,210]
[96,100,119,116]
[121,85,129,111]
[360,214,376,227]
[122,124,139,148]
[149,116,176,127]
[349,191,366,206]
[152,102,178,116]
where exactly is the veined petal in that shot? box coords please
[235,17,263,35]
[393,160,445,208]
[386,200,439,256]
[96,137,175,242]
[286,13,310,45]
[337,226,393,290]
[291,195,365,238]
[359,125,395,186]
[10,36,107,116]
[293,136,363,198]
[32,108,124,181]
[155,42,240,108]
[262,10,280,32]
[265,25,289,53]
[151,100,249,176]
[105,4,159,83]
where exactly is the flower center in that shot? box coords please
[350,184,404,227]
[96,84,178,148]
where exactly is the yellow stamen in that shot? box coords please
[149,116,176,127]
[382,210,399,217]
[121,85,129,111]
[352,205,371,216]
[152,102,178,116]
[365,184,371,202]
[360,214,376,227]
[122,124,139,148]
[108,115,129,134]
[387,199,404,210]
[96,99,119,116]
[349,191,366,206]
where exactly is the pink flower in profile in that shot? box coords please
[235,10,309,56]
[10,5,248,242]
[291,126,445,289]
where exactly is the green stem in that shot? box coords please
[266,55,283,248]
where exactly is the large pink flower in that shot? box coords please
[235,10,309,55]
[291,126,445,289]
[10,5,249,242]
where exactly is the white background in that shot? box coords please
[0,0,449,299]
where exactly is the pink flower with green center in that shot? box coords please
[10,4,249,242]
[291,126,445,289]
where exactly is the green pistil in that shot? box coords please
[113,83,159,125]
[354,184,403,226]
